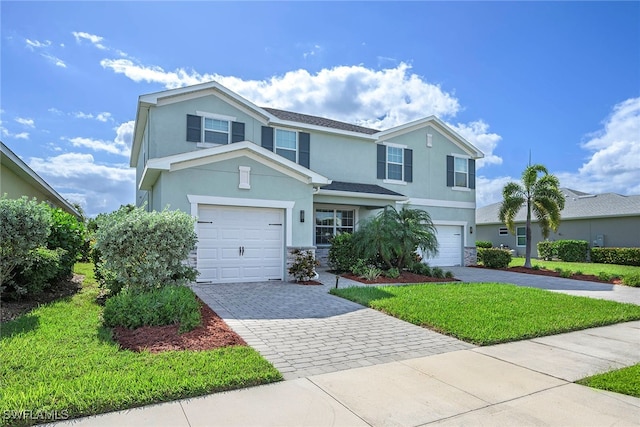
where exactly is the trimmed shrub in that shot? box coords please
[6,247,66,299]
[481,248,512,269]
[537,240,556,261]
[475,241,492,249]
[103,285,201,333]
[555,240,589,262]
[0,197,52,288]
[591,247,640,267]
[622,274,640,287]
[328,232,357,273]
[288,249,319,282]
[47,207,86,279]
[94,206,198,293]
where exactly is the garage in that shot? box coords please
[421,225,463,267]
[196,205,284,283]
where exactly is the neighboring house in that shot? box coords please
[1,141,80,218]
[130,81,484,283]
[476,188,640,255]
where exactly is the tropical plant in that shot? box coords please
[498,164,564,268]
[288,249,319,282]
[352,205,438,270]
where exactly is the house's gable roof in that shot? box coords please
[139,141,330,191]
[477,188,640,224]
[263,108,379,135]
[131,80,483,167]
[1,141,80,218]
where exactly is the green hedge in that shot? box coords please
[591,247,640,267]
[481,248,512,269]
[537,241,556,261]
[475,241,492,249]
[555,240,589,262]
[328,232,357,273]
[7,247,66,299]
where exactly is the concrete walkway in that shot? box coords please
[50,267,640,426]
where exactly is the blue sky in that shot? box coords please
[2,1,639,217]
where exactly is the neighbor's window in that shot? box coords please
[275,129,297,162]
[516,226,526,247]
[455,157,468,187]
[499,227,509,235]
[315,209,355,245]
[387,146,404,181]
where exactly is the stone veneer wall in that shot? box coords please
[286,246,317,282]
[464,246,477,266]
[315,247,330,267]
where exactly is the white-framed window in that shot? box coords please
[499,227,509,235]
[516,226,526,247]
[315,209,355,245]
[387,146,404,181]
[203,117,229,144]
[454,156,468,187]
[275,129,297,162]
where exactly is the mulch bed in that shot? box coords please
[113,298,246,353]
[472,265,623,285]
[341,271,458,285]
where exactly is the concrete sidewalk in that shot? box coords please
[51,321,640,427]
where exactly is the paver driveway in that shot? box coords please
[192,275,473,380]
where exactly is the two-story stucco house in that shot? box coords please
[130,81,483,283]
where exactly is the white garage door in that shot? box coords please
[421,225,462,267]
[196,205,284,283]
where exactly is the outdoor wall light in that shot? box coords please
[300,210,305,222]
[470,226,473,234]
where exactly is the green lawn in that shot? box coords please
[0,263,281,427]
[509,257,640,278]
[330,283,640,345]
[577,363,640,398]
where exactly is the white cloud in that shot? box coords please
[15,117,35,127]
[25,39,51,50]
[557,97,640,195]
[41,53,67,68]
[475,175,514,208]
[302,44,322,59]
[48,107,63,115]
[72,31,107,50]
[65,120,133,157]
[1,126,29,140]
[73,111,112,122]
[29,152,135,217]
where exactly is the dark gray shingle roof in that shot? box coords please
[322,181,405,197]
[263,107,379,135]
[477,188,640,224]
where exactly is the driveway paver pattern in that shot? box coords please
[192,276,473,380]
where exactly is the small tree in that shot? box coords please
[352,205,438,270]
[47,207,86,279]
[498,164,564,268]
[0,196,52,287]
[94,206,198,293]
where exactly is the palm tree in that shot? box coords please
[498,164,565,268]
[352,205,438,270]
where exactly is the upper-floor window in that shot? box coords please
[387,146,404,181]
[275,129,297,162]
[446,155,475,190]
[186,113,244,145]
[377,143,413,183]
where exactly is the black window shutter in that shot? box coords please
[377,144,386,179]
[261,126,274,151]
[231,122,245,143]
[446,155,454,187]
[404,149,413,183]
[299,132,310,168]
[468,158,476,189]
[186,114,201,142]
